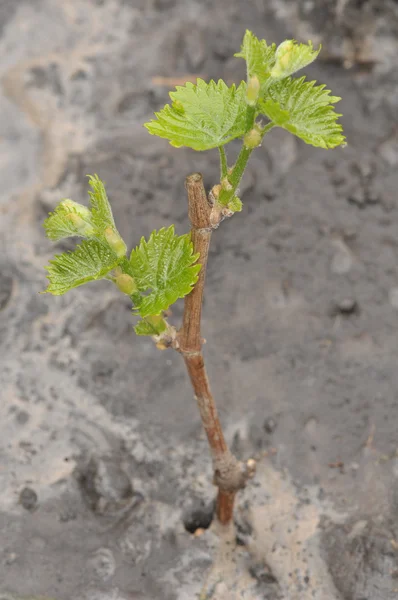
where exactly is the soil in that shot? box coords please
[1,0,398,598]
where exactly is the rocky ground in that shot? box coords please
[1,0,398,598]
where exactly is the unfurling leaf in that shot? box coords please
[235,32,321,93]
[270,39,320,81]
[260,76,345,149]
[44,199,95,241]
[235,30,276,90]
[134,315,168,336]
[44,239,119,295]
[144,79,248,150]
[87,174,116,230]
[129,226,201,317]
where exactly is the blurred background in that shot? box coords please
[1,1,398,599]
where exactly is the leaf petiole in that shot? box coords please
[259,121,275,136]
[218,121,274,206]
[244,104,256,133]
[218,146,228,179]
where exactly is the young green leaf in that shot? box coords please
[87,174,116,230]
[44,177,127,260]
[44,239,119,295]
[129,226,201,317]
[234,30,276,89]
[259,76,345,149]
[270,40,320,81]
[135,316,168,336]
[44,199,95,241]
[85,175,127,256]
[235,32,321,91]
[144,79,248,150]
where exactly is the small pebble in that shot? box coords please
[246,458,257,478]
[264,417,277,434]
[389,288,398,310]
[58,508,77,522]
[357,160,374,179]
[182,498,214,533]
[378,135,398,166]
[342,226,357,241]
[331,251,353,274]
[336,298,358,314]
[348,186,365,207]
[78,456,134,515]
[249,561,277,584]
[0,275,13,311]
[16,411,29,425]
[19,487,38,511]
[193,527,205,537]
[88,547,116,581]
[3,551,17,566]
[366,180,382,204]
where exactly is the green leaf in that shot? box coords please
[259,76,345,149]
[144,79,248,150]
[87,174,116,230]
[270,40,320,81]
[235,30,276,89]
[135,316,168,336]
[44,177,127,258]
[129,226,201,317]
[235,33,321,90]
[43,199,95,241]
[87,175,127,257]
[44,239,119,295]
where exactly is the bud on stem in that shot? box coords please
[61,199,92,219]
[271,40,295,78]
[227,196,243,213]
[61,200,96,236]
[104,227,127,258]
[243,126,262,149]
[65,212,84,228]
[65,211,95,236]
[221,176,232,191]
[246,75,260,107]
[115,273,137,295]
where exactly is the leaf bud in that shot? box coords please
[246,75,260,106]
[272,40,295,75]
[61,199,91,220]
[115,273,137,295]
[104,227,127,258]
[209,184,222,205]
[221,177,233,191]
[227,196,243,213]
[243,127,262,149]
[65,211,95,236]
[66,212,84,228]
[156,340,169,350]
